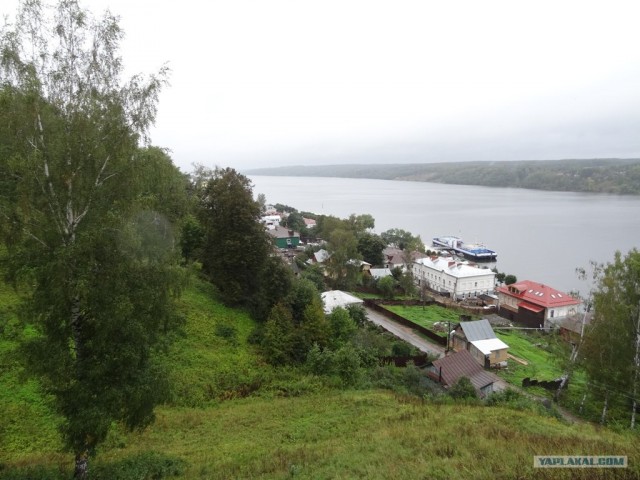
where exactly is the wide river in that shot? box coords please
[249,175,640,296]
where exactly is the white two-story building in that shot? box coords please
[413,256,496,300]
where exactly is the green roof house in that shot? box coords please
[267,225,301,249]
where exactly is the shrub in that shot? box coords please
[305,344,335,376]
[448,377,477,400]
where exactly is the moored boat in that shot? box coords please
[432,236,497,261]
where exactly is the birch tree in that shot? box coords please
[580,249,640,427]
[0,1,180,477]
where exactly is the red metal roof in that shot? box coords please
[497,280,580,309]
[518,301,544,313]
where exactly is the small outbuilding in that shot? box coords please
[451,319,509,368]
[320,290,364,314]
[427,350,495,397]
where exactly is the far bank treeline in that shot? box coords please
[245,158,640,195]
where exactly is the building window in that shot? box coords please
[550,310,555,318]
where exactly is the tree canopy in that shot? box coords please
[0,1,181,476]
[581,249,640,426]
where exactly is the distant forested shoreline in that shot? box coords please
[245,158,640,195]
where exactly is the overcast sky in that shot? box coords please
[3,0,640,173]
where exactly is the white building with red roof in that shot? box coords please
[496,280,581,329]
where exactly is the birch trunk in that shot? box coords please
[579,391,587,414]
[601,391,609,425]
[74,452,89,480]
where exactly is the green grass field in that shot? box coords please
[383,304,464,337]
[2,277,640,479]
[494,330,567,383]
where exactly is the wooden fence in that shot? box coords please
[363,299,448,347]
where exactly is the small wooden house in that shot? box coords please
[451,319,509,368]
[267,225,301,249]
[427,350,495,397]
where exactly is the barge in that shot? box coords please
[432,236,497,261]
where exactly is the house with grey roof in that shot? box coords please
[451,319,509,368]
[427,349,495,397]
[266,225,300,249]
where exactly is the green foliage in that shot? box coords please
[581,249,640,426]
[0,452,185,480]
[250,254,294,322]
[299,299,330,353]
[356,232,386,266]
[135,147,190,224]
[504,274,518,285]
[304,343,335,376]
[346,304,367,327]
[91,452,186,480]
[325,228,361,290]
[333,345,364,386]
[262,303,296,365]
[448,377,477,400]
[391,342,413,357]
[380,229,423,251]
[0,1,181,469]
[179,214,204,264]
[4,271,640,479]
[485,388,561,420]
[197,167,272,307]
[287,279,321,324]
[398,271,417,297]
[163,278,264,407]
[377,276,396,300]
[282,211,306,234]
[368,364,436,397]
[299,264,326,292]
[214,322,238,345]
[327,307,357,349]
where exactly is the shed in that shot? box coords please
[451,319,509,368]
[427,350,495,397]
[320,290,364,314]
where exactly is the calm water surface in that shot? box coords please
[249,175,640,295]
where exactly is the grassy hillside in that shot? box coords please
[2,275,640,479]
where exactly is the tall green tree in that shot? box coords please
[325,228,361,290]
[357,231,386,266]
[197,167,273,307]
[261,302,296,364]
[0,1,180,477]
[581,249,640,427]
[381,228,423,251]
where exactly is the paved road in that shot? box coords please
[365,306,508,392]
[365,307,583,423]
[364,307,445,358]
